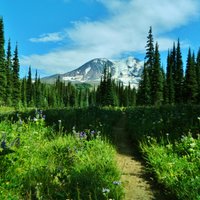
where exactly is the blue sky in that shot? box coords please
[1,0,200,77]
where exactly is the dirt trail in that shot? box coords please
[113,113,165,200]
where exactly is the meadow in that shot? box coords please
[0,105,200,199]
[0,109,123,200]
[126,105,200,200]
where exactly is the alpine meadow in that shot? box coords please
[0,13,200,200]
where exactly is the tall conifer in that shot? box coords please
[196,48,200,103]
[184,48,198,103]
[12,44,21,107]
[166,50,175,104]
[145,26,154,70]
[5,39,12,106]
[137,65,151,105]
[21,77,27,107]
[0,17,6,105]
[174,39,184,103]
[151,42,163,105]
[26,66,33,106]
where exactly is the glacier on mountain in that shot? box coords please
[43,57,144,88]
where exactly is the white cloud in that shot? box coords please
[21,0,200,75]
[29,32,65,43]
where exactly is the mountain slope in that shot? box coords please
[42,57,144,88]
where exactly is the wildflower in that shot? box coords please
[91,130,95,134]
[33,117,38,122]
[102,188,110,193]
[190,142,196,148]
[58,120,62,123]
[166,133,169,136]
[113,181,121,185]
[19,119,23,125]
[79,132,86,138]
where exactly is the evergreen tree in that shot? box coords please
[196,48,200,103]
[12,44,21,108]
[171,42,177,80]
[97,65,116,106]
[166,50,175,104]
[5,39,12,106]
[184,49,198,103]
[0,17,6,105]
[88,87,96,106]
[129,86,136,106]
[145,26,154,70]
[21,77,27,107]
[151,42,163,105]
[26,66,33,106]
[174,39,184,103]
[34,71,42,108]
[144,26,155,104]
[137,65,151,105]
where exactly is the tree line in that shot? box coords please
[0,17,136,109]
[137,26,200,106]
[1,17,200,109]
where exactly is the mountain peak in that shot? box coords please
[42,57,144,88]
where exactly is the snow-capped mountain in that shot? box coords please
[42,57,144,88]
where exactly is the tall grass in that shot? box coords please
[140,134,200,200]
[0,114,124,199]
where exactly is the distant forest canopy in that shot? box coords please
[0,18,200,108]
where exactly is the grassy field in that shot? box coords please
[0,105,200,199]
[140,134,200,200]
[126,105,200,200]
[0,111,123,200]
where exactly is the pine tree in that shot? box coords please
[174,39,184,103]
[5,39,12,106]
[144,26,155,104]
[184,49,198,103]
[171,42,177,80]
[96,65,116,106]
[145,26,154,70]
[34,71,42,108]
[151,42,163,105]
[26,66,33,106]
[137,65,151,105]
[0,17,6,105]
[166,50,175,104]
[12,44,21,108]
[21,77,27,107]
[196,48,200,103]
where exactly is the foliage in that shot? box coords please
[126,105,200,142]
[140,134,200,200]
[0,114,123,200]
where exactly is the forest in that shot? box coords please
[1,17,200,109]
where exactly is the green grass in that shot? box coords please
[140,134,200,200]
[1,105,200,199]
[0,115,123,200]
